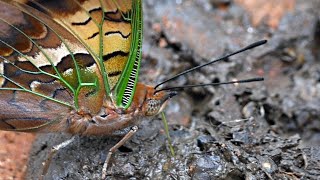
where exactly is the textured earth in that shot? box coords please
[0,132,35,180]
[2,0,320,179]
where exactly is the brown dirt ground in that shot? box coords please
[0,132,35,180]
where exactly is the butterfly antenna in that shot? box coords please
[154,40,267,89]
[154,77,264,94]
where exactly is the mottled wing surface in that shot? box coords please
[21,0,143,109]
[0,0,140,131]
[114,0,143,109]
[29,0,134,94]
[0,0,105,131]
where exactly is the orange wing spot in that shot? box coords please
[23,16,48,39]
[0,46,13,56]
[103,33,131,55]
[104,0,132,13]
[105,55,128,89]
[104,20,131,36]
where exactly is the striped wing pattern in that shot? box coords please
[0,0,141,131]
[31,0,134,92]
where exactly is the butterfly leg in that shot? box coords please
[40,136,77,180]
[101,126,138,179]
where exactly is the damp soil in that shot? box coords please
[24,0,320,179]
[0,132,35,180]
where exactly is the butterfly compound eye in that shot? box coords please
[145,91,177,116]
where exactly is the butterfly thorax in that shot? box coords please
[57,83,175,136]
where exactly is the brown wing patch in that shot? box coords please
[0,1,105,114]
[0,91,70,131]
[0,2,78,98]
[24,0,133,90]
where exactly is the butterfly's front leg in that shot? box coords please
[101,126,138,180]
[40,136,77,180]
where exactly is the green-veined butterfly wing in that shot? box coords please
[0,0,105,131]
[0,0,143,131]
[24,0,143,109]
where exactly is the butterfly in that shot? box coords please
[0,0,265,179]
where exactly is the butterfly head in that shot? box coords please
[134,83,177,116]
